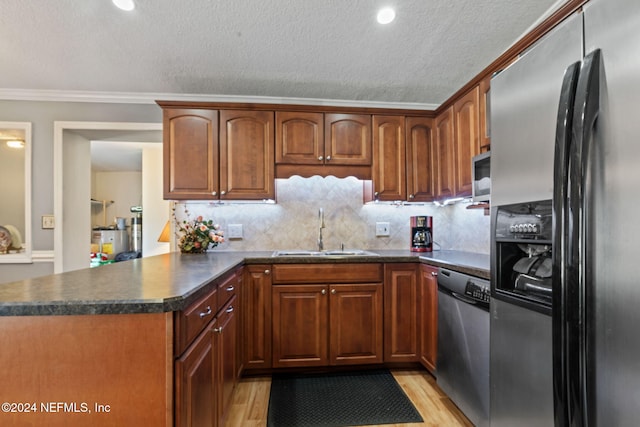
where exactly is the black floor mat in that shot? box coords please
[267,369,424,427]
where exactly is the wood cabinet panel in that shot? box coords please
[419,264,438,372]
[435,107,455,200]
[384,264,419,362]
[275,111,324,164]
[324,113,372,165]
[219,110,275,200]
[453,86,480,196]
[272,263,383,284]
[371,115,406,201]
[174,283,218,356]
[163,108,218,200]
[272,284,329,367]
[216,295,237,427]
[243,265,272,370]
[330,283,383,365]
[479,78,491,152]
[406,116,436,202]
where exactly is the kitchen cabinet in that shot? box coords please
[275,112,372,179]
[219,110,275,200]
[479,78,491,152]
[406,117,436,202]
[453,86,481,197]
[419,264,438,372]
[163,108,219,200]
[384,263,420,362]
[370,115,406,201]
[242,265,272,370]
[434,106,456,200]
[162,108,274,200]
[216,295,237,427]
[271,263,383,368]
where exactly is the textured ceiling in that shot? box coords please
[0,0,563,108]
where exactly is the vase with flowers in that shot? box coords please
[174,205,225,253]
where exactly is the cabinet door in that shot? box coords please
[479,78,491,152]
[163,108,219,200]
[324,113,372,165]
[406,116,436,202]
[384,264,420,362]
[216,296,237,427]
[435,107,455,200]
[371,115,406,201]
[219,110,275,200]
[272,285,329,367]
[419,264,438,372]
[330,283,383,365]
[453,86,481,197]
[175,319,216,427]
[243,265,272,370]
[275,111,324,165]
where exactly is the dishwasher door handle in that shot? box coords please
[451,291,479,306]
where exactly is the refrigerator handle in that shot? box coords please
[568,48,601,427]
[552,60,581,427]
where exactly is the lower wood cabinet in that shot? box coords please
[419,264,439,372]
[384,263,420,362]
[272,283,383,367]
[242,265,272,370]
[216,295,237,427]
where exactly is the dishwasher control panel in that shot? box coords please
[465,280,491,303]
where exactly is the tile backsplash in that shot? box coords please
[174,175,490,254]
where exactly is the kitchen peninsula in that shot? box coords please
[0,250,488,426]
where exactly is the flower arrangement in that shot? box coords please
[173,206,225,253]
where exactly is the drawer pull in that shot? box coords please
[226,285,235,292]
[226,306,234,313]
[199,306,212,318]
[321,289,326,295]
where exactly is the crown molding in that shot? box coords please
[0,88,439,111]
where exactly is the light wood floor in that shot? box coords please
[224,369,474,427]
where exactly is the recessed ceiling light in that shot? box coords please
[112,0,135,11]
[377,7,396,24]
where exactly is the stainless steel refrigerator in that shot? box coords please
[490,0,640,425]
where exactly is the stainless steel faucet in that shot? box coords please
[318,208,325,251]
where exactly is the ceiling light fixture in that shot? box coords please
[112,0,135,11]
[6,140,25,149]
[377,7,396,24]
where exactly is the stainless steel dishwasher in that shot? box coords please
[437,267,490,427]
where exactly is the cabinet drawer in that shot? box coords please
[174,285,218,356]
[272,263,382,284]
[217,273,239,312]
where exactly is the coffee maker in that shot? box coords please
[410,215,433,252]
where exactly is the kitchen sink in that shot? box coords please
[272,249,379,257]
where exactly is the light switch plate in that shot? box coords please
[42,215,55,229]
[228,224,243,239]
[375,222,390,237]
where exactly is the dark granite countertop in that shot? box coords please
[0,249,489,316]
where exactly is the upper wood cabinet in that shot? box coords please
[275,111,324,165]
[434,106,456,200]
[406,117,436,202]
[219,110,275,200]
[163,108,219,200]
[371,115,406,201]
[453,86,481,197]
[479,78,491,152]
[324,113,372,165]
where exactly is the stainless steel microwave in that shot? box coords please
[472,151,490,202]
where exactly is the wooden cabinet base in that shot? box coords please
[0,313,172,426]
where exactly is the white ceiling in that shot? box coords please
[0,0,564,108]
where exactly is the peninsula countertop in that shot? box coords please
[0,249,489,316]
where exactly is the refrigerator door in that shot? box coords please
[490,13,583,207]
[582,0,640,424]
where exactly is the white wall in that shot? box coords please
[142,145,171,257]
[92,171,142,229]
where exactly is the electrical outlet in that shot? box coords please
[375,222,390,237]
[227,224,243,239]
[42,215,55,229]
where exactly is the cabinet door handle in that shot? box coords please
[409,194,415,199]
[199,305,212,318]
[318,156,324,161]
[331,288,336,295]
[264,269,271,275]
[214,326,223,334]
[212,191,217,196]
[226,285,235,292]
[221,190,226,196]
[226,305,234,313]
[431,271,438,276]
[326,155,331,161]
[321,289,326,295]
